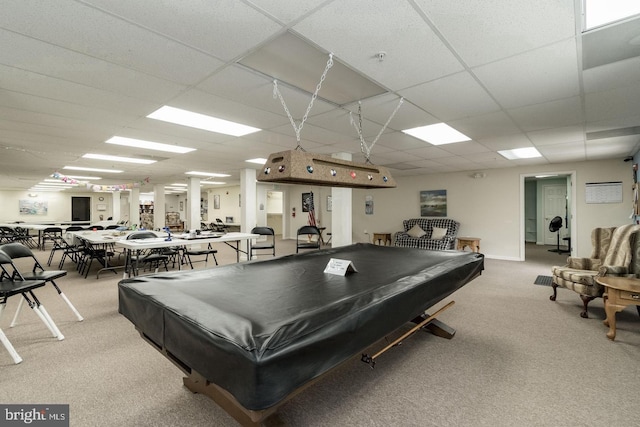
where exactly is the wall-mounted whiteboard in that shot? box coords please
[585,182,623,204]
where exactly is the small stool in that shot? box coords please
[372,232,392,246]
[457,237,481,253]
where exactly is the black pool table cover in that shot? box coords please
[118,243,484,411]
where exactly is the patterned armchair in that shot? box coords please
[393,218,459,251]
[551,224,640,318]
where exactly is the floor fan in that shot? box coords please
[548,216,564,253]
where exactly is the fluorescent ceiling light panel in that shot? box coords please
[498,147,542,160]
[63,166,123,173]
[105,136,195,154]
[401,123,471,145]
[201,181,226,185]
[38,181,77,186]
[83,153,156,164]
[185,171,230,177]
[170,183,188,187]
[61,175,101,180]
[245,158,267,164]
[148,106,261,137]
[585,0,640,30]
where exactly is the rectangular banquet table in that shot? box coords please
[118,243,484,425]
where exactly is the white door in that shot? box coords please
[543,184,567,245]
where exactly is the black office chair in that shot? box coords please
[296,226,321,253]
[0,252,63,364]
[250,227,275,259]
[126,232,170,275]
[0,242,83,323]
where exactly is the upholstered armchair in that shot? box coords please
[551,224,640,318]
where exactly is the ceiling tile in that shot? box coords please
[81,0,284,60]
[0,30,188,102]
[0,1,223,85]
[583,56,640,93]
[293,0,464,90]
[507,97,584,132]
[474,39,580,109]
[414,0,576,67]
[399,71,500,121]
[527,125,585,146]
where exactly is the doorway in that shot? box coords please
[521,172,575,261]
[266,191,284,236]
[71,196,91,222]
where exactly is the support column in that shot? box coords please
[187,177,200,231]
[241,168,257,260]
[129,187,140,228]
[331,152,353,248]
[111,192,121,222]
[153,184,166,231]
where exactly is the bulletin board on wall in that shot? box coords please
[585,182,622,204]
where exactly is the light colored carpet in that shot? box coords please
[0,241,638,426]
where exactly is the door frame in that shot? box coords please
[520,170,576,261]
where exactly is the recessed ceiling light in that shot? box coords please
[63,166,123,173]
[245,158,267,164]
[83,153,156,164]
[38,181,78,186]
[31,187,64,191]
[584,0,640,30]
[60,175,101,180]
[201,181,226,185]
[498,147,542,160]
[169,183,188,187]
[401,123,471,145]
[147,106,261,137]
[105,136,195,154]
[185,171,230,178]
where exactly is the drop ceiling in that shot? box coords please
[0,0,639,192]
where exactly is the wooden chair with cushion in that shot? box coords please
[551,224,640,318]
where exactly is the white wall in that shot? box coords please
[0,190,115,223]
[351,159,632,260]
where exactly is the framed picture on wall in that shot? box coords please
[327,196,332,212]
[302,192,312,212]
[214,194,220,209]
[420,190,447,217]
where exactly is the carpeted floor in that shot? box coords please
[1,241,638,426]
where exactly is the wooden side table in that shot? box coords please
[457,237,481,253]
[597,276,640,341]
[372,232,392,246]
